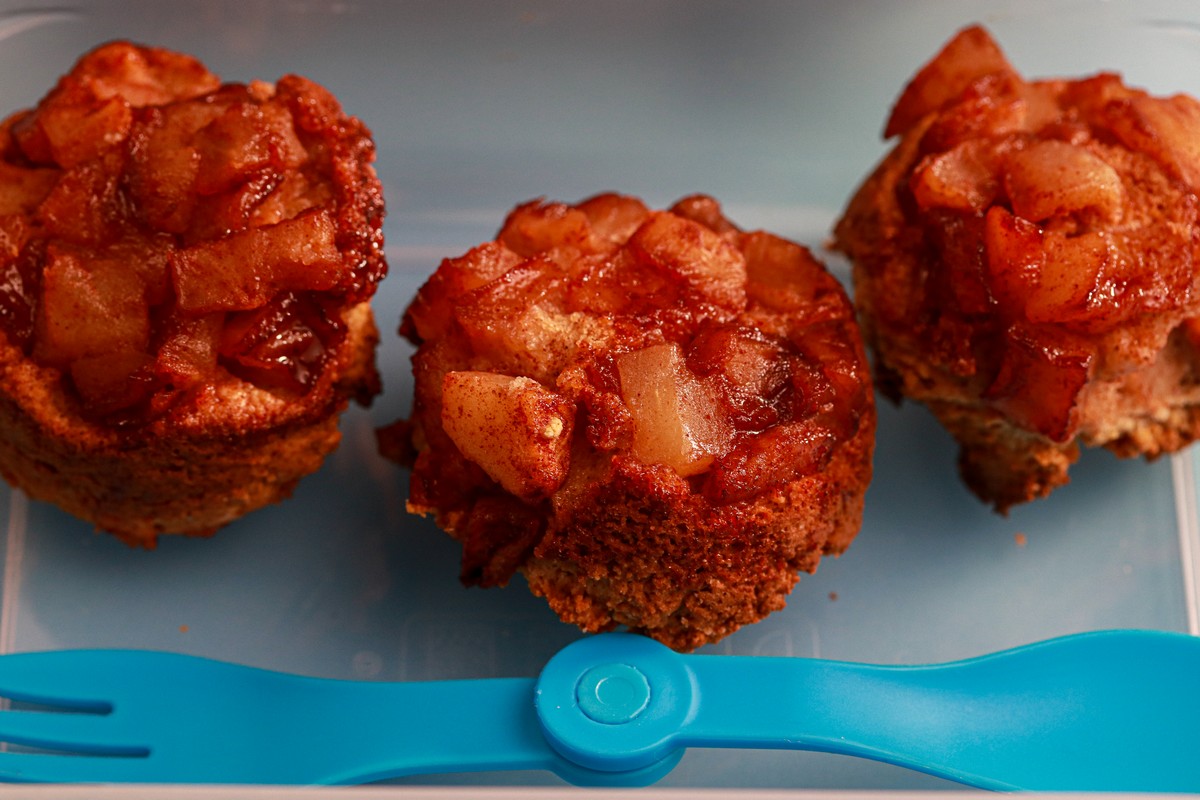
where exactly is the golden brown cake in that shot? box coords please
[381,193,874,650]
[0,41,386,544]
[834,25,1200,511]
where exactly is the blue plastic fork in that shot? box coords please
[0,629,1196,790]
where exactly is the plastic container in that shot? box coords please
[1,1,1198,795]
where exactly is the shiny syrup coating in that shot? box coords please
[0,42,385,424]
[401,193,871,526]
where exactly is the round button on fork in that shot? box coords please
[535,633,693,774]
[575,663,651,724]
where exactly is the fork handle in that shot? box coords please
[262,676,551,783]
[535,631,1200,792]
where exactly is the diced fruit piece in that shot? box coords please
[126,100,227,234]
[983,205,1044,314]
[917,73,1028,153]
[109,237,175,307]
[741,230,844,317]
[499,200,599,258]
[69,350,156,417]
[704,420,837,504]
[10,109,54,165]
[454,260,613,382]
[910,140,1001,212]
[794,320,871,424]
[1102,222,1197,320]
[405,242,523,341]
[628,212,747,309]
[449,243,526,291]
[36,157,126,244]
[72,41,220,107]
[246,171,330,228]
[33,244,150,367]
[155,312,222,390]
[0,162,59,216]
[1026,231,1109,323]
[218,292,343,393]
[984,326,1093,442]
[1102,93,1200,191]
[256,101,306,164]
[454,260,557,348]
[440,371,575,501]
[576,194,651,245]
[558,249,652,315]
[1016,78,1074,134]
[885,25,1016,138]
[195,102,291,194]
[928,213,992,316]
[617,342,733,476]
[1059,73,1131,122]
[686,324,789,432]
[985,207,1113,326]
[688,324,785,393]
[184,171,286,241]
[172,210,344,312]
[35,83,133,169]
[669,194,740,235]
[1003,140,1124,223]
[0,215,30,262]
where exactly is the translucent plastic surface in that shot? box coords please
[0,1,1198,794]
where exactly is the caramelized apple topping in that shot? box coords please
[440,371,574,501]
[616,342,734,477]
[403,193,870,511]
[218,292,347,394]
[841,25,1200,443]
[0,42,386,423]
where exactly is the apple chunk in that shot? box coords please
[1004,140,1124,223]
[171,210,344,312]
[440,371,575,501]
[1103,93,1200,191]
[0,161,59,216]
[884,24,1015,138]
[33,245,150,367]
[910,140,1001,213]
[627,212,747,309]
[617,342,733,476]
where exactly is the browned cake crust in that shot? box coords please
[0,42,386,543]
[383,193,874,650]
[0,302,378,543]
[520,422,872,650]
[834,25,1200,511]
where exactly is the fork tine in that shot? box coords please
[0,710,148,757]
[0,750,151,783]
[0,651,114,712]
